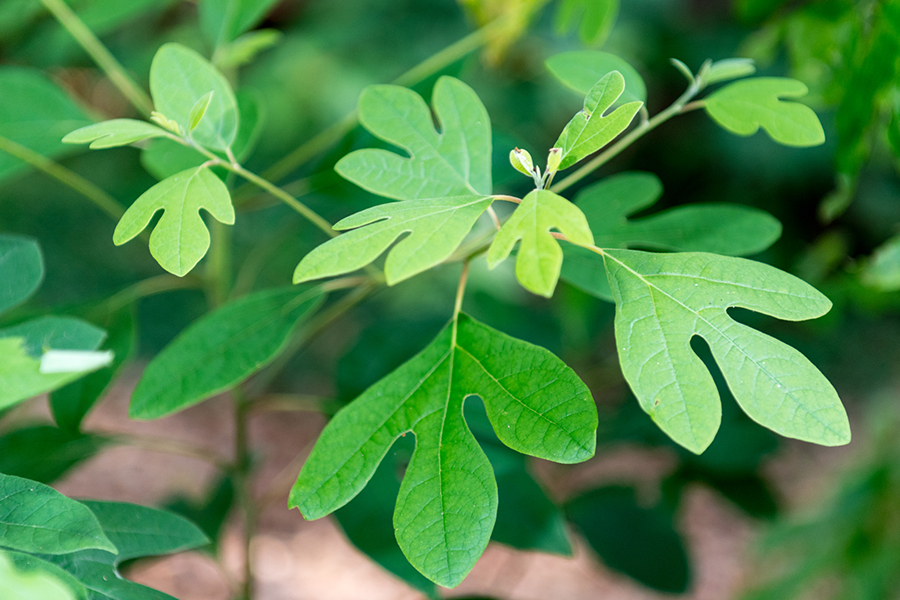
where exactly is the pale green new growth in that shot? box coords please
[113,166,235,277]
[487,190,593,297]
[188,91,214,132]
[62,119,169,149]
[149,43,239,152]
[554,71,643,170]
[560,172,781,301]
[0,473,115,555]
[704,77,825,147]
[336,76,492,200]
[603,249,850,453]
[546,50,647,104]
[290,314,596,587]
[294,196,493,285]
[704,58,756,86]
[130,287,324,419]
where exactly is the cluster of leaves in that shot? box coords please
[740,0,900,291]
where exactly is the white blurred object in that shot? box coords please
[40,350,114,374]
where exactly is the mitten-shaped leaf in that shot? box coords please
[487,190,593,297]
[603,249,850,453]
[62,119,169,149]
[336,76,492,200]
[0,474,114,555]
[704,77,825,147]
[554,70,642,170]
[113,166,235,276]
[130,287,324,419]
[560,172,781,301]
[149,43,239,151]
[290,314,596,587]
[546,51,646,104]
[294,196,493,285]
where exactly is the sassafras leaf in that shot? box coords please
[290,314,596,587]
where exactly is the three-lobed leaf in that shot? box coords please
[0,474,115,555]
[291,313,596,587]
[113,166,235,277]
[546,50,647,104]
[130,287,324,419]
[293,195,493,285]
[487,190,594,297]
[149,43,239,151]
[560,172,782,300]
[554,70,643,170]
[335,76,492,200]
[704,77,825,147]
[62,119,169,149]
[603,249,850,453]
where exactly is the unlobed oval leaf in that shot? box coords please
[0,474,115,555]
[149,43,238,151]
[487,189,594,297]
[335,76,492,200]
[0,235,43,316]
[290,313,596,587]
[130,287,324,419]
[293,195,493,285]
[546,50,647,104]
[555,0,619,46]
[602,249,850,453]
[62,119,169,149]
[703,58,756,86]
[704,77,825,147]
[113,166,235,277]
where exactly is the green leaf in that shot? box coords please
[336,76,492,200]
[0,235,43,315]
[43,501,208,600]
[130,287,324,419]
[213,29,282,69]
[0,317,108,411]
[0,68,90,182]
[199,0,281,46]
[861,233,900,291]
[0,426,107,484]
[565,485,689,593]
[4,551,87,600]
[291,313,596,587]
[703,58,756,86]
[602,249,850,453]
[555,0,619,46]
[0,474,115,555]
[293,195,493,285]
[113,166,235,277]
[554,71,642,170]
[188,92,213,132]
[51,309,135,434]
[487,190,594,297]
[704,77,825,147]
[164,476,234,555]
[560,172,782,301]
[62,120,169,150]
[0,551,76,600]
[149,43,238,152]
[545,51,647,104]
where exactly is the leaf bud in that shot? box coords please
[509,147,535,177]
[546,148,562,175]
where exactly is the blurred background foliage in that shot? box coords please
[1,0,899,597]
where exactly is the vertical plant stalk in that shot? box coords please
[0,134,125,220]
[261,13,518,183]
[207,220,233,308]
[39,0,154,117]
[232,390,255,600]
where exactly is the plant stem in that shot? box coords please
[106,433,229,468]
[98,274,202,314]
[39,0,153,117]
[0,134,124,221]
[232,390,255,600]
[207,220,232,307]
[454,261,470,319]
[550,82,703,194]
[260,14,512,184]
